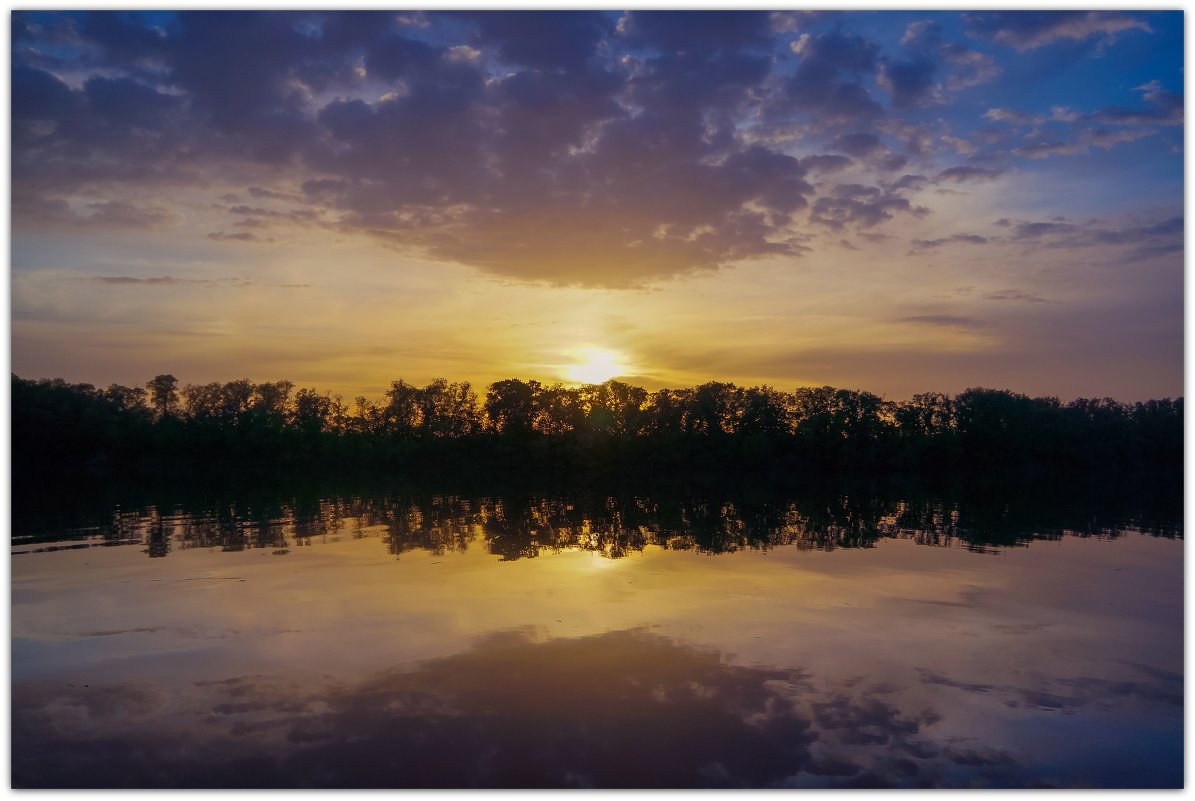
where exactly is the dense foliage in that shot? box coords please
[12,373,1183,483]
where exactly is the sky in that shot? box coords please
[9,8,1185,402]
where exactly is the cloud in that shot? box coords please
[88,202,175,227]
[1091,80,1183,127]
[963,11,1151,51]
[810,693,937,746]
[246,186,305,201]
[939,135,976,154]
[168,11,323,154]
[769,10,826,34]
[917,669,995,693]
[208,232,275,244]
[917,662,1182,715]
[84,275,252,288]
[983,289,1052,303]
[898,315,985,328]
[299,14,810,286]
[1001,215,1183,261]
[989,81,1182,149]
[890,174,929,192]
[939,44,1000,91]
[625,10,773,52]
[828,132,884,158]
[7,11,1181,290]
[892,20,999,103]
[1097,216,1183,243]
[985,80,1180,161]
[935,166,1003,183]
[1012,127,1154,158]
[1010,220,1075,239]
[809,184,928,231]
[226,204,319,222]
[800,154,853,175]
[879,57,936,109]
[984,107,1044,125]
[0,13,904,283]
[779,30,884,125]
[11,196,175,229]
[468,11,614,72]
[93,276,210,286]
[908,234,989,254]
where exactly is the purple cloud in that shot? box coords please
[964,11,1150,51]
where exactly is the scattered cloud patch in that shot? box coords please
[964,11,1151,51]
[208,231,275,244]
[986,79,1180,161]
[1091,80,1183,127]
[890,20,1000,105]
[984,289,1052,303]
[984,107,1044,125]
[810,184,929,231]
[935,166,1003,183]
[939,135,976,154]
[800,154,853,174]
[908,234,989,254]
[1010,220,1076,239]
[1003,215,1182,257]
[898,314,985,328]
[1013,127,1153,158]
[85,275,252,288]
[829,132,884,158]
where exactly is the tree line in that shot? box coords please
[11,373,1183,482]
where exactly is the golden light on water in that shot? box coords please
[563,346,631,385]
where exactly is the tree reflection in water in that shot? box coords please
[13,483,1183,561]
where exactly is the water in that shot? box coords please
[11,484,1183,788]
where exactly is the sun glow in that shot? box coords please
[563,346,631,385]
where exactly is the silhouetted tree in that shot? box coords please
[254,380,294,419]
[182,381,223,421]
[145,374,179,420]
[738,386,793,459]
[104,383,149,416]
[894,392,955,466]
[537,384,586,435]
[485,379,542,435]
[583,381,648,436]
[418,379,481,438]
[686,382,740,435]
[381,379,422,438]
[294,388,334,433]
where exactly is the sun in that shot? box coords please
[563,346,631,385]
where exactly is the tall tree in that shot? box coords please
[145,374,179,420]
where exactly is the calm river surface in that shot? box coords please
[11,485,1183,788]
